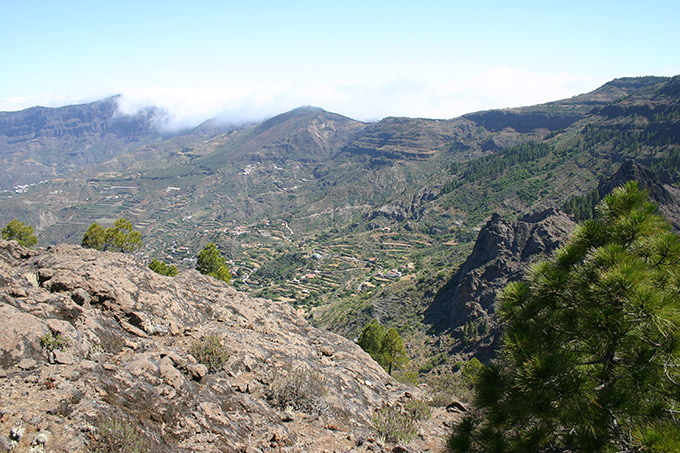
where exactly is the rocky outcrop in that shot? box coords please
[0,241,453,452]
[368,188,437,223]
[426,209,575,360]
[0,97,162,141]
[426,162,680,361]
[598,160,680,232]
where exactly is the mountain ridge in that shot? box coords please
[1,75,670,191]
[1,75,679,374]
[0,96,168,190]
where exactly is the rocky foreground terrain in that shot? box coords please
[0,240,460,452]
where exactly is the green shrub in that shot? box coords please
[267,367,328,414]
[372,406,418,443]
[424,372,474,407]
[90,414,154,453]
[189,335,229,372]
[82,218,142,253]
[254,252,310,282]
[358,319,408,375]
[406,399,431,421]
[394,370,418,385]
[196,243,232,283]
[148,259,178,277]
[459,357,483,386]
[40,333,70,352]
[447,182,680,452]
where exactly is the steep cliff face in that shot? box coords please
[0,97,160,140]
[425,160,680,362]
[0,97,164,190]
[0,241,454,452]
[598,160,680,232]
[426,209,575,359]
[463,76,670,133]
[346,117,473,159]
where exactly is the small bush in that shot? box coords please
[148,259,178,277]
[424,370,476,407]
[40,333,70,352]
[406,399,431,421]
[372,406,418,443]
[394,370,418,385]
[196,243,231,283]
[459,358,483,386]
[82,218,142,253]
[189,335,229,372]
[90,414,154,453]
[267,367,328,414]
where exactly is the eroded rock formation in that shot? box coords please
[427,209,576,360]
[0,241,452,452]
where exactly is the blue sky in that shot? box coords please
[1,1,678,128]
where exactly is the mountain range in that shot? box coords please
[1,75,679,373]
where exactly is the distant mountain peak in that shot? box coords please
[288,105,325,114]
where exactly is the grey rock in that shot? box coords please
[446,401,469,413]
[9,426,24,441]
[80,360,96,371]
[599,160,680,233]
[8,287,27,298]
[187,363,207,381]
[70,288,91,306]
[0,240,435,451]
[319,346,335,357]
[427,208,575,359]
[50,350,75,365]
[31,430,51,446]
[161,351,187,370]
[126,358,159,377]
[28,416,42,426]
[1,438,18,451]
[17,359,37,370]
[159,356,184,391]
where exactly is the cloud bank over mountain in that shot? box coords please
[1,68,598,131]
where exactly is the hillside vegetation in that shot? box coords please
[1,75,679,377]
[448,182,680,452]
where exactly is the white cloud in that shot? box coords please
[1,69,600,129]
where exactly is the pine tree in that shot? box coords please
[82,223,106,250]
[358,319,408,375]
[2,219,37,247]
[358,319,386,365]
[448,181,680,452]
[382,327,408,375]
[197,243,232,283]
[106,218,142,252]
[81,218,142,253]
